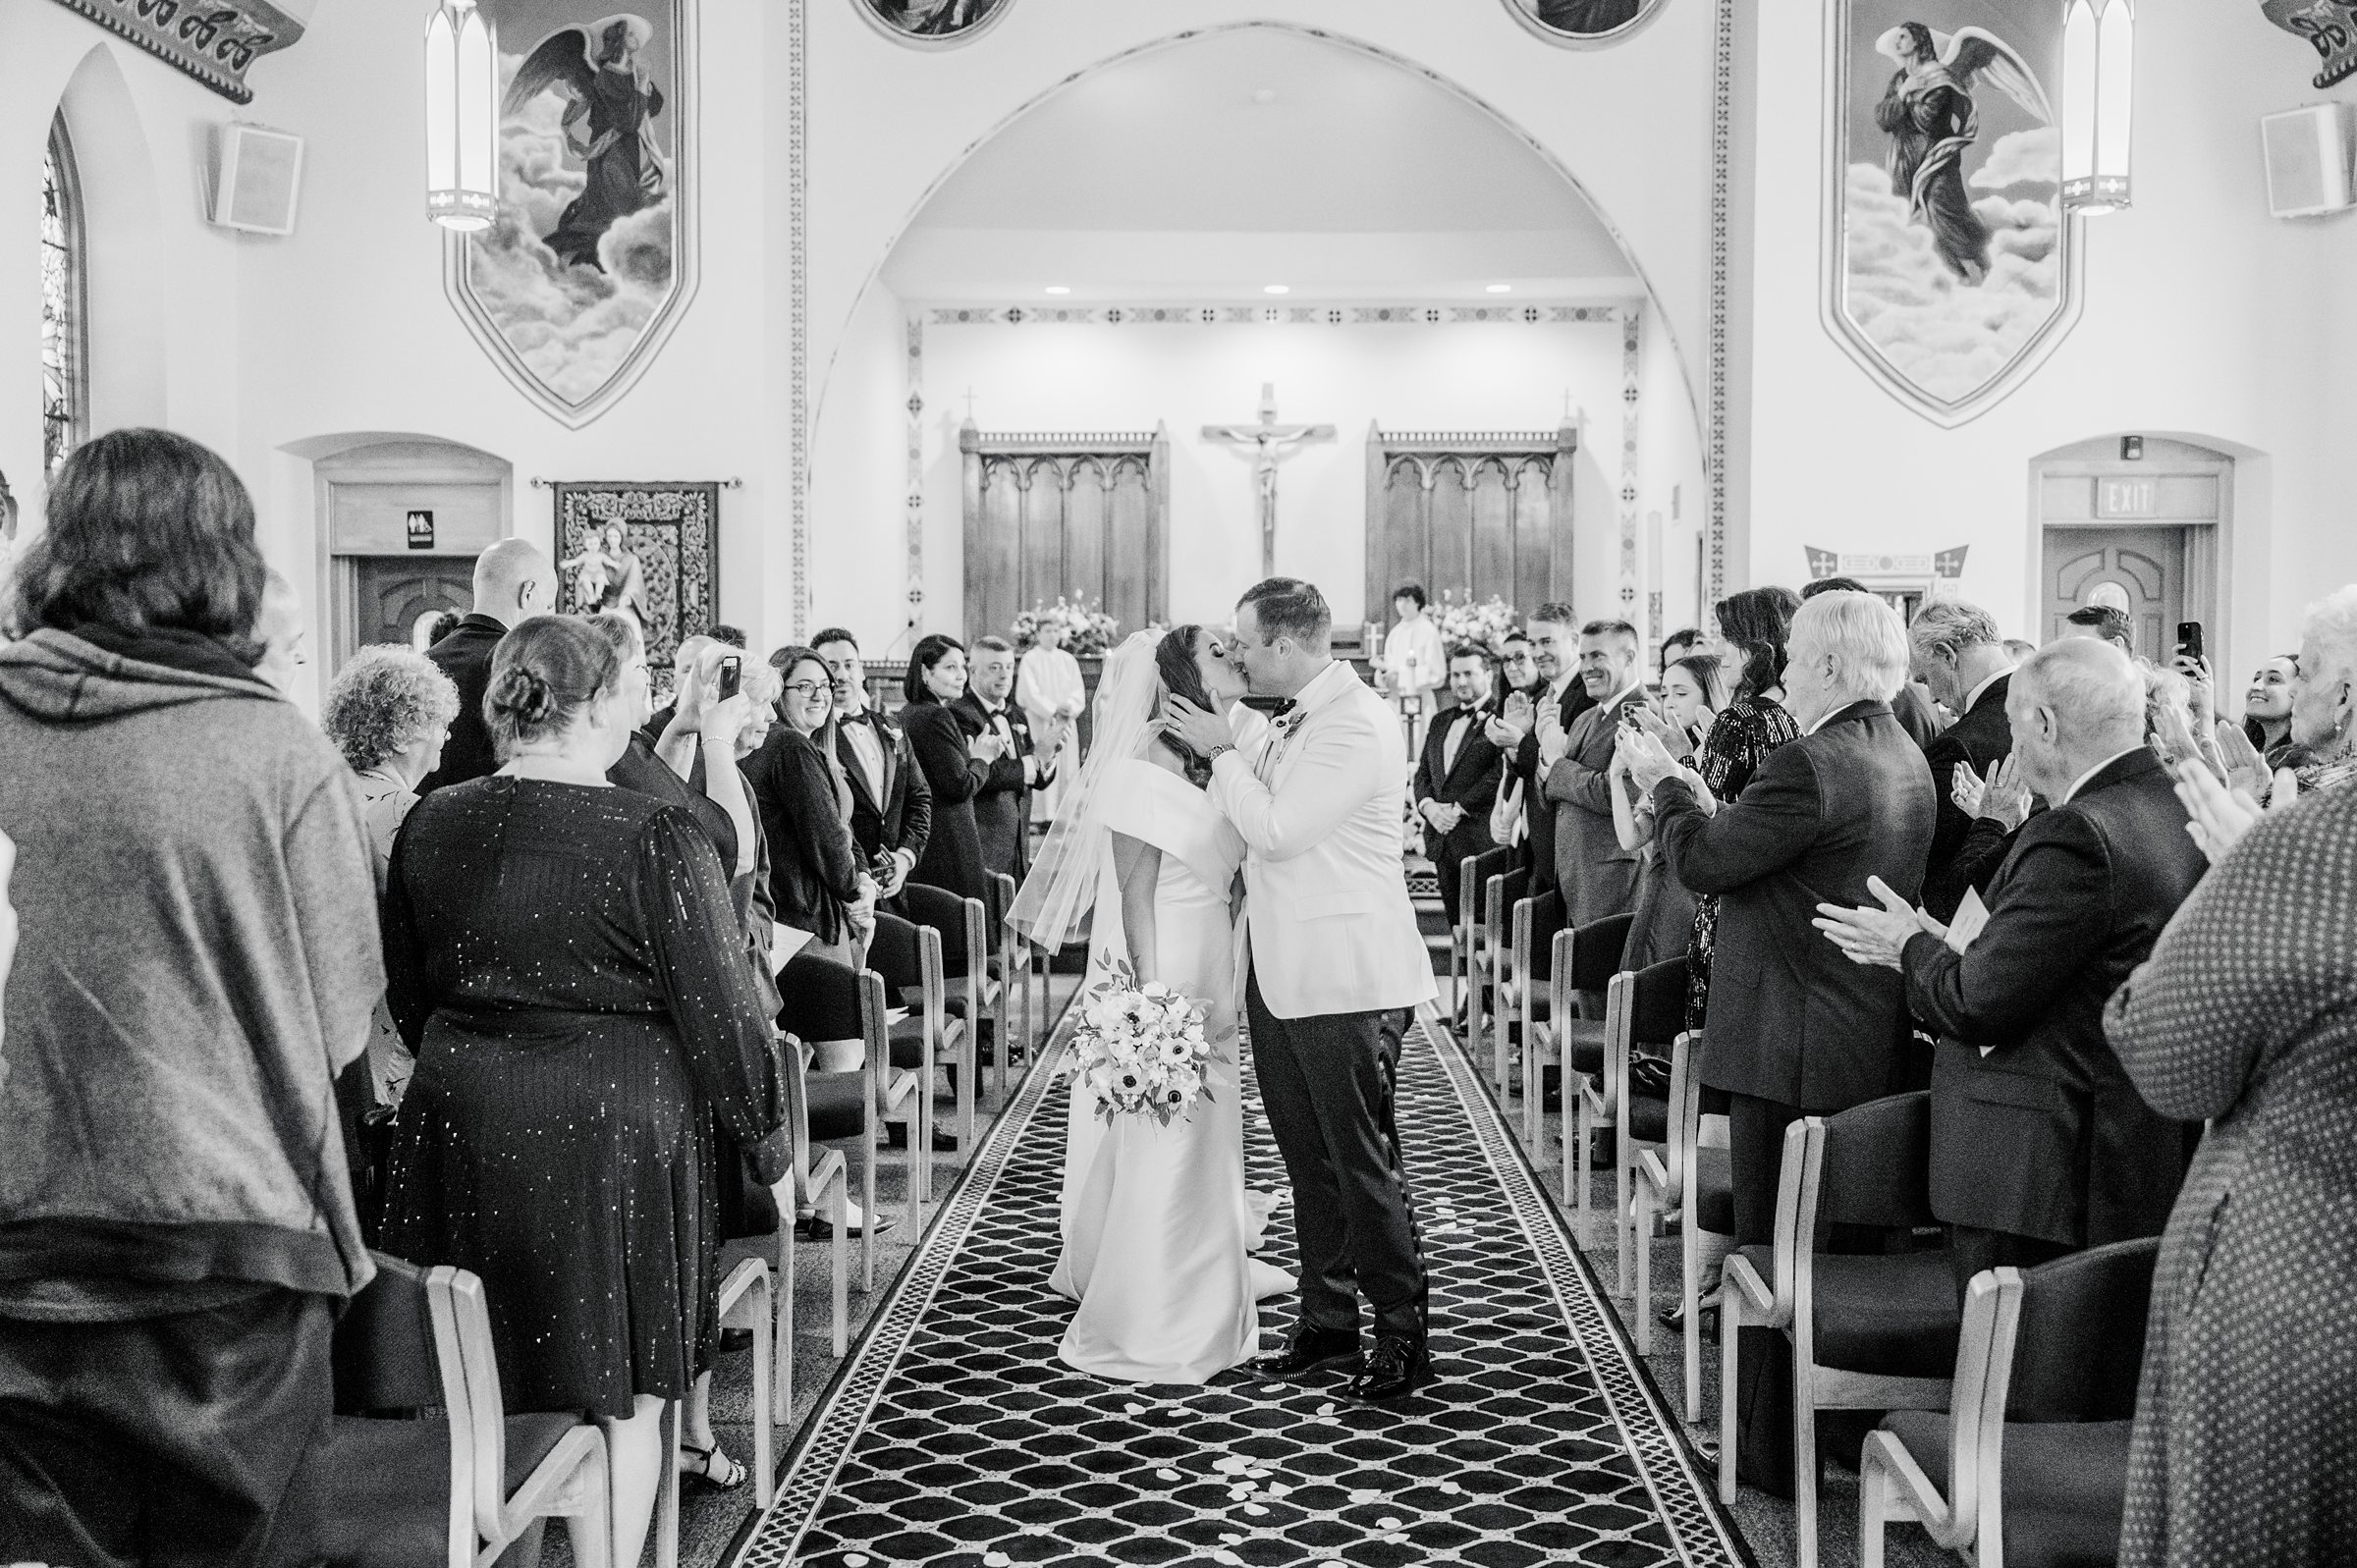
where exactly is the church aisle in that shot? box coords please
[732,1012,1747,1568]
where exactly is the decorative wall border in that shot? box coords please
[790,0,810,639]
[904,311,925,632]
[1707,0,1733,607]
[1619,309,1642,615]
[925,302,1629,326]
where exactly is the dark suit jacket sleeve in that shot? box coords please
[1414,724,1443,804]
[1653,739,1823,896]
[967,703,1028,797]
[904,704,976,804]
[1901,813,2110,1048]
[1447,739,1503,814]
[893,724,933,863]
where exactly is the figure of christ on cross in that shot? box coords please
[1201,383,1335,577]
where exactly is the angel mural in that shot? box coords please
[859,0,1010,40]
[1873,23,2053,284]
[504,15,667,272]
[1828,2,2072,424]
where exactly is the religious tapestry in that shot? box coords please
[1826,2,2076,426]
[1504,0,1663,41]
[41,0,304,103]
[856,0,1011,44]
[551,481,720,676]
[448,0,697,428]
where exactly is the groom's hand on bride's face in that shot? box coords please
[1160,694,1235,757]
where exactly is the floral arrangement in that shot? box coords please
[1014,596,1121,658]
[1433,590,1520,656]
[1065,962,1215,1126]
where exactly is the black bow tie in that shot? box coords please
[1270,698,1297,718]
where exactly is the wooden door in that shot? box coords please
[962,427,1169,642]
[1364,426,1575,630]
[2042,525,2184,661]
[353,558,475,652]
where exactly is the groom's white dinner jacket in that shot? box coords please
[1209,660,1439,1020]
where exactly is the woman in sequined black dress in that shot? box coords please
[1681,587,1803,1029]
[380,617,784,1566]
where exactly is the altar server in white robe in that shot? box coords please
[1380,584,1447,757]
[1019,621,1087,823]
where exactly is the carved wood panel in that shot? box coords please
[1364,425,1576,629]
[961,426,1169,640]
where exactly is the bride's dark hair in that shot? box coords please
[1154,624,1218,788]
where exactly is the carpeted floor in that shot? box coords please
[729,1012,1749,1568]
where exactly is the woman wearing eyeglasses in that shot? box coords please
[741,645,877,972]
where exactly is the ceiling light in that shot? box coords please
[1486,284,1512,294]
[1264,284,1289,295]
[1044,285,1070,295]
[424,0,498,232]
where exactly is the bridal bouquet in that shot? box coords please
[1066,965,1215,1126]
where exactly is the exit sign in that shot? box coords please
[2096,478,2157,517]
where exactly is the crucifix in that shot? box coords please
[1202,383,1334,577]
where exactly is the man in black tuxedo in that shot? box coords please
[1817,637,2206,1297]
[1414,644,1504,930]
[418,538,555,793]
[1543,620,1651,925]
[955,635,1062,882]
[1629,589,1936,1495]
[812,627,931,900]
[1908,601,2019,920]
[1483,602,1594,893]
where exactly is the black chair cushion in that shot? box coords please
[1807,1249,1963,1379]
[1625,1092,1668,1146]
[900,985,977,1020]
[1691,1146,1735,1236]
[321,1411,579,1567]
[1558,1018,1606,1074]
[888,1016,932,1070]
[805,1072,867,1143]
[1881,1412,2132,1568]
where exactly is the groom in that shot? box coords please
[1165,578,1440,1401]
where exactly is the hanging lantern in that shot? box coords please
[425,0,498,232]
[2061,0,2135,213]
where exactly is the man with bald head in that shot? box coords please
[1818,636,2208,1296]
[417,538,555,792]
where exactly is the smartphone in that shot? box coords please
[717,655,742,701]
[2174,622,2204,664]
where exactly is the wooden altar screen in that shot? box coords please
[961,424,1170,640]
[1363,423,1577,630]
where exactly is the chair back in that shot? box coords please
[777,951,863,1046]
[1487,865,1530,958]
[1813,1091,1937,1234]
[1662,1028,1701,1198]
[1516,890,1566,984]
[1624,955,1689,1049]
[1567,912,1638,1015]
[1463,846,1515,937]
[898,883,972,978]
[864,912,923,991]
[2006,1237,2161,1424]
[333,1252,455,1416]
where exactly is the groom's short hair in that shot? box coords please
[1238,578,1332,646]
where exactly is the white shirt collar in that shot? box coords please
[1965,666,2011,715]
[1603,678,1643,713]
[1546,671,1577,703]
[2064,746,2146,804]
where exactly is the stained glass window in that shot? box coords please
[42,113,86,481]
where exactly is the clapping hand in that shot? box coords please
[971,729,1012,765]
[1618,726,1686,794]
[1813,876,1945,971]
[1950,759,1988,819]
[2169,755,2263,866]
[1975,753,2032,831]
[2171,653,2218,731]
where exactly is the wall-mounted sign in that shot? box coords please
[2262,0,2357,88]
[406,510,436,550]
[41,0,305,104]
[1806,546,1971,580]
[2096,477,2158,517]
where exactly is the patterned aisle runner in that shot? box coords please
[735,1015,1747,1568]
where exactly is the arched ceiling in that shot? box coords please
[881,27,1639,303]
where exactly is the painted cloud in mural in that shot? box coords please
[465,61,676,406]
[1841,127,2060,405]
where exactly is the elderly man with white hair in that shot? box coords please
[1623,588,1936,1495]
[1908,600,2017,919]
[1817,636,2207,1298]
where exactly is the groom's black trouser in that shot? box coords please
[1245,967,1427,1343]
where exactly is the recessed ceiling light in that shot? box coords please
[1252,88,1278,105]
[1486,284,1512,294]
[1264,284,1289,295]
[1044,285,1070,296]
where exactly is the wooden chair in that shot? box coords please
[1479,864,1530,1096]
[712,1258,775,1507]
[322,1251,612,1568]
[898,883,985,1153]
[771,952,860,1367]
[1555,912,1636,1213]
[1862,1238,2159,1568]
[1718,1092,1962,1568]
[837,919,935,1238]
[1453,845,1516,1041]
[989,869,1022,1086]
[1628,1028,1735,1414]
[1606,954,1688,1293]
[1507,889,1564,1145]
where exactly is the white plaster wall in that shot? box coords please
[912,315,1632,635]
[807,278,913,654]
[1740,0,2357,688]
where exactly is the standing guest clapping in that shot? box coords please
[379,617,785,1568]
[0,429,383,1567]
[1607,652,1725,970]
[957,634,1062,882]
[1907,601,2017,921]
[901,633,993,904]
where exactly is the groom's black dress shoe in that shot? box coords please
[1345,1335,1433,1402]
[1253,1325,1362,1379]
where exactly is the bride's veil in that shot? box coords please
[1006,629,1162,957]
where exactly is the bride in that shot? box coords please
[1010,626,1291,1383]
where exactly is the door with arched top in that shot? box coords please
[2035,436,2225,665]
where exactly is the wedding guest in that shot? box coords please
[901,633,992,903]
[601,620,742,880]
[2267,590,2357,805]
[1658,626,1702,680]
[1495,628,1543,710]
[1908,601,2017,920]
[1484,602,1593,895]
[1627,589,1935,1496]
[1816,638,2204,1297]
[816,627,932,901]
[1413,643,1503,929]
[2241,654,2298,767]
[1680,584,1802,1028]
[380,616,785,1564]
[0,428,382,1566]
[1608,653,1725,969]
[745,645,874,969]
[417,538,556,792]
[1805,576,1942,743]
[2103,772,2357,1568]
[1543,620,1649,924]
[1016,618,1085,824]
[321,645,460,1105]
[2065,603,2134,652]
[1380,582,1447,752]
[957,634,1061,881]
[254,568,307,693]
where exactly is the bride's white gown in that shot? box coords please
[1049,757,1289,1383]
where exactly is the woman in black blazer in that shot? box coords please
[741,646,870,961]
[898,634,993,903]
